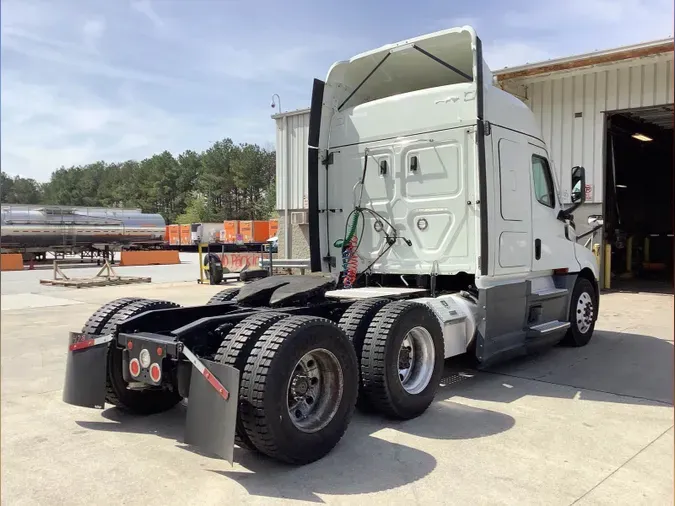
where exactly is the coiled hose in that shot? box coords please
[342,235,358,289]
[334,211,361,288]
[333,211,360,249]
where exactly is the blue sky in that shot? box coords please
[1,0,672,181]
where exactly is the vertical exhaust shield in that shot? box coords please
[307,78,325,273]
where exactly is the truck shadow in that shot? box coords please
[76,395,514,501]
[440,329,673,407]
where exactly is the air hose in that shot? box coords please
[342,236,358,289]
[334,211,361,288]
[333,211,360,249]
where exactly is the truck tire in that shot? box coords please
[361,300,444,420]
[239,316,358,464]
[206,287,240,305]
[560,277,597,347]
[214,312,291,451]
[338,298,390,411]
[239,269,269,282]
[101,299,183,414]
[81,297,142,335]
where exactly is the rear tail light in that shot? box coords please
[149,363,161,383]
[129,358,141,377]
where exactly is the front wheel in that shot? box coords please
[560,277,597,347]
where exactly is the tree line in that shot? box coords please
[0,138,277,225]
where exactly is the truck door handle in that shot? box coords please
[535,239,541,260]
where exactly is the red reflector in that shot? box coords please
[129,358,141,377]
[69,339,95,352]
[149,363,161,382]
[127,341,133,350]
[203,369,229,401]
[554,268,569,275]
[156,347,163,356]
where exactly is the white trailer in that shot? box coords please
[190,222,223,245]
[63,26,600,466]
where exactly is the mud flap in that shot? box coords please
[183,352,239,465]
[63,332,112,409]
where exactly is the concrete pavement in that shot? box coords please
[1,281,672,505]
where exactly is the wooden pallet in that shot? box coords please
[39,260,151,289]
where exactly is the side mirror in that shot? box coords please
[587,214,604,226]
[571,166,586,204]
[558,166,586,222]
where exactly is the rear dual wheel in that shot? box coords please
[82,298,183,415]
[338,298,390,412]
[345,300,445,420]
[225,315,358,464]
[207,287,240,305]
[214,312,291,451]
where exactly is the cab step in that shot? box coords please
[527,320,570,337]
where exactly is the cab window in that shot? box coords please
[532,155,555,208]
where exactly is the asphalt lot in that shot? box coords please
[1,270,673,505]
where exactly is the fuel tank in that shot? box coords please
[0,205,165,251]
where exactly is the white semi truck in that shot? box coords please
[62,26,599,466]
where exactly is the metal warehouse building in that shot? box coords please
[273,37,674,290]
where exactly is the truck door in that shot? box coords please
[491,129,532,276]
[529,146,574,274]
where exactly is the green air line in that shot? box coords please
[333,211,359,248]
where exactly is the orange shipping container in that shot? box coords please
[223,220,239,243]
[269,219,279,238]
[164,225,170,243]
[180,224,191,246]
[239,220,270,243]
[168,225,181,246]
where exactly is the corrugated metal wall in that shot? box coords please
[275,111,310,210]
[502,53,674,203]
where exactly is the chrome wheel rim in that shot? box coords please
[398,326,435,395]
[576,292,594,334]
[287,348,343,433]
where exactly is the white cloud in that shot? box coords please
[82,18,106,52]
[130,0,166,30]
[484,41,553,70]
[483,0,673,70]
[0,0,50,31]
[429,17,481,33]
[504,0,673,42]
[3,38,198,88]
[1,0,187,88]
[0,75,272,181]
